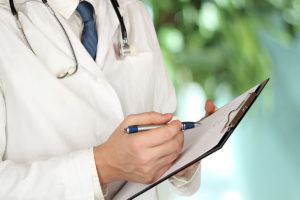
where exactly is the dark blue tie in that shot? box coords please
[76,1,98,60]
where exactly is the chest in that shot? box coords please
[0,1,159,161]
[1,0,157,115]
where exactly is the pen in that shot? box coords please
[124,122,201,134]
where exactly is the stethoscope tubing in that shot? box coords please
[9,0,128,79]
[110,0,128,43]
[9,0,78,78]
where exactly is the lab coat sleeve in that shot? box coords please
[168,163,201,196]
[136,1,201,196]
[0,84,105,199]
[89,148,107,200]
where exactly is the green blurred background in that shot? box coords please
[141,0,300,199]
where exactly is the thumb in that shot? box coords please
[205,99,217,117]
[125,112,173,126]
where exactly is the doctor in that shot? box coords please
[0,0,216,199]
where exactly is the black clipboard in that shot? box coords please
[125,78,269,200]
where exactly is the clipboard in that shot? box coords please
[114,78,269,200]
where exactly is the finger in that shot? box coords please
[175,162,199,177]
[198,100,217,121]
[125,112,173,127]
[154,163,173,181]
[136,120,182,147]
[155,152,178,169]
[205,99,216,115]
[175,170,186,177]
[148,131,184,159]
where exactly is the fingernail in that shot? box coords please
[173,120,182,127]
[163,113,172,118]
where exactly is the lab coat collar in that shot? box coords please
[53,12,103,79]
[47,0,98,20]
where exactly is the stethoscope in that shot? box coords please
[9,0,134,79]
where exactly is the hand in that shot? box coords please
[93,112,184,185]
[174,99,217,178]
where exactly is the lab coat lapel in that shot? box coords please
[55,10,125,118]
[54,14,103,79]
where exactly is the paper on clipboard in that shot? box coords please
[113,79,269,200]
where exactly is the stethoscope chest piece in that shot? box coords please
[117,41,136,59]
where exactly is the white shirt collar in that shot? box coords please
[46,0,78,19]
[48,0,98,19]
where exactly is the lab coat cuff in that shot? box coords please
[88,148,107,199]
[63,149,102,199]
[168,163,201,196]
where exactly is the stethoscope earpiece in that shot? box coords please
[56,66,77,79]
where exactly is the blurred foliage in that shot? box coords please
[142,0,300,100]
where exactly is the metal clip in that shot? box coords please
[221,92,257,133]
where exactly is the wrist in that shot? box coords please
[93,145,117,186]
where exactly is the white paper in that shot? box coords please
[113,84,260,200]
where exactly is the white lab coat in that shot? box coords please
[0,0,200,199]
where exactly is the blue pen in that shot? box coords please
[124,122,201,134]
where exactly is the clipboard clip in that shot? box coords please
[221,92,258,133]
